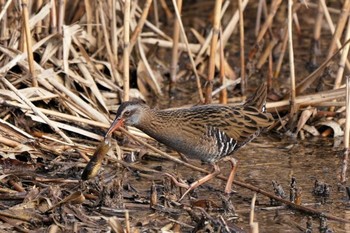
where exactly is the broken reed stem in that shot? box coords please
[238,0,246,94]
[249,193,258,233]
[206,0,223,104]
[129,0,152,52]
[21,0,37,87]
[125,210,130,233]
[288,0,296,114]
[341,76,350,183]
[171,0,204,103]
[170,0,182,83]
[123,0,131,101]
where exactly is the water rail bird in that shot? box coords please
[105,83,274,200]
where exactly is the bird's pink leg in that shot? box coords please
[224,158,238,194]
[178,164,221,201]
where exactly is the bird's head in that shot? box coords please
[105,100,149,137]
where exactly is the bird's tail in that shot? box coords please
[244,83,267,112]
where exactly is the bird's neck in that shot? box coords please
[134,109,175,139]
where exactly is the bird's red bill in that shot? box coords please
[105,119,124,137]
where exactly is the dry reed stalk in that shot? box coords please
[21,0,37,87]
[135,10,172,41]
[123,0,131,101]
[320,0,350,71]
[292,3,302,35]
[324,0,350,59]
[0,0,12,23]
[308,2,341,14]
[288,0,296,115]
[309,2,323,67]
[206,0,223,104]
[125,211,130,233]
[255,0,264,37]
[137,39,163,95]
[34,0,43,35]
[256,0,282,44]
[0,136,22,148]
[330,16,350,113]
[193,0,229,65]
[341,76,350,183]
[50,0,57,33]
[222,0,249,46]
[142,38,200,51]
[256,38,277,69]
[159,0,173,23]
[44,75,109,123]
[266,87,345,109]
[171,0,204,102]
[57,0,64,59]
[110,0,118,66]
[99,2,120,86]
[267,53,273,88]
[249,193,258,233]
[297,38,350,94]
[1,78,73,144]
[238,0,246,94]
[129,0,152,52]
[152,0,159,28]
[1,99,109,129]
[170,0,182,83]
[108,217,124,233]
[66,41,109,112]
[95,2,103,58]
[219,29,227,104]
[273,27,288,79]
[334,17,350,89]
[84,0,93,37]
[28,114,103,141]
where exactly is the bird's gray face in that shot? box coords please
[105,102,145,137]
[118,105,143,126]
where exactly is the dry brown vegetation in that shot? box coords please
[0,0,350,232]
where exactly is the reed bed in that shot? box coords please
[0,0,349,231]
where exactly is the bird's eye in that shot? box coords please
[124,110,131,116]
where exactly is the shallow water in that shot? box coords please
[113,135,350,232]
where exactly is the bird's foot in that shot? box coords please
[163,173,190,189]
[178,164,221,201]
